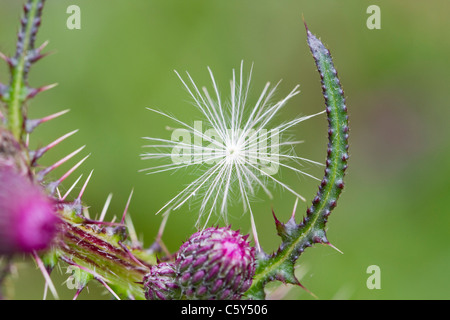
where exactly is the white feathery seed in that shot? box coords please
[141,62,324,250]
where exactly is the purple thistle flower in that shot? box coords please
[0,166,58,255]
[143,262,180,300]
[175,226,256,300]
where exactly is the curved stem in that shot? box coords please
[245,23,349,299]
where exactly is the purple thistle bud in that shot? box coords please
[0,166,58,255]
[143,262,180,300]
[175,226,256,300]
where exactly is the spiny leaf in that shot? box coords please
[245,22,349,299]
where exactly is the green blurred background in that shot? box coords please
[1,0,449,299]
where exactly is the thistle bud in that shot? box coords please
[0,166,58,255]
[143,262,180,300]
[175,226,256,300]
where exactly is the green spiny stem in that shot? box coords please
[1,1,158,300]
[244,24,349,299]
[54,208,158,299]
[3,0,44,140]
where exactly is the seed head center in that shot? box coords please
[226,144,241,163]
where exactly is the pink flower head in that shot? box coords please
[143,262,180,300]
[0,166,58,254]
[175,226,255,299]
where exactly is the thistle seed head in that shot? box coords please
[143,262,180,300]
[175,226,256,300]
[0,166,58,254]
[141,62,325,231]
